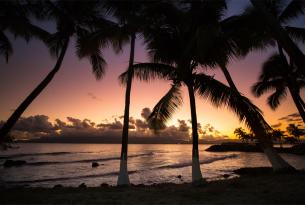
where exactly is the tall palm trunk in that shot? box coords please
[117,32,136,186]
[277,45,305,123]
[219,64,295,171]
[250,0,305,75]
[0,38,70,143]
[187,82,203,182]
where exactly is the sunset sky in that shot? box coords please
[0,0,304,141]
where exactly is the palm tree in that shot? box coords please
[0,0,110,144]
[120,0,290,181]
[0,0,49,63]
[250,0,305,75]
[184,0,295,171]
[101,0,157,186]
[234,127,254,143]
[252,53,305,122]
[270,129,286,148]
[287,124,304,142]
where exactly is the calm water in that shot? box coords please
[0,143,304,187]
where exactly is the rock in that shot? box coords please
[92,162,99,168]
[234,167,273,176]
[177,175,182,179]
[100,183,109,187]
[223,174,230,178]
[78,183,87,188]
[3,160,26,168]
[53,184,63,189]
[291,144,305,155]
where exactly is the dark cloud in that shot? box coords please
[178,120,190,132]
[4,108,228,143]
[279,113,301,122]
[141,107,151,120]
[271,123,282,128]
[87,92,101,101]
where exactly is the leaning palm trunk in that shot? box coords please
[0,38,69,143]
[117,33,136,186]
[250,0,305,75]
[187,82,203,182]
[219,64,295,171]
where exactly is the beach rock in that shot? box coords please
[3,160,26,168]
[79,183,87,188]
[53,184,63,189]
[177,175,182,179]
[206,143,261,152]
[92,162,99,168]
[100,183,109,187]
[223,174,230,178]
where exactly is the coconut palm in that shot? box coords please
[287,123,305,142]
[181,0,295,171]
[101,0,157,186]
[270,129,286,148]
[234,128,254,143]
[252,53,305,122]
[0,0,111,144]
[0,0,49,62]
[250,0,305,74]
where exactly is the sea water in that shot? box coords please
[0,143,304,187]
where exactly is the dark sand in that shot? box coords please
[1,170,305,204]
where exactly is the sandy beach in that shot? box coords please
[1,171,305,205]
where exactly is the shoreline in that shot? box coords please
[1,169,304,204]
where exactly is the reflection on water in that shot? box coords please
[0,143,304,187]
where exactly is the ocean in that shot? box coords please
[1,143,304,187]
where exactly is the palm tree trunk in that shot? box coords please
[0,38,69,143]
[219,64,295,171]
[250,0,305,75]
[187,82,203,183]
[297,94,305,109]
[117,33,136,186]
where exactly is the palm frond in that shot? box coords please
[267,87,287,109]
[194,74,270,131]
[0,31,13,62]
[148,84,182,131]
[285,26,305,43]
[279,0,305,24]
[252,79,285,97]
[119,63,175,85]
[76,28,106,80]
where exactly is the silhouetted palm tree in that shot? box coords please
[252,53,305,122]
[234,128,255,143]
[0,0,110,144]
[101,0,156,185]
[287,123,304,142]
[120,0,288,181]
[250,0,305,75]
[185,0,295,171]
[0,0,49,62]
[270,129,286,148]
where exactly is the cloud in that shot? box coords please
[271,123,282,128]
[87,92,101,101]
[279,112,301,122]
[4,108,228,143]
[141,107,151,120]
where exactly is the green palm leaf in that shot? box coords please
[285,26,305,43]
[267,86,288,109]
[0,31,13,62]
